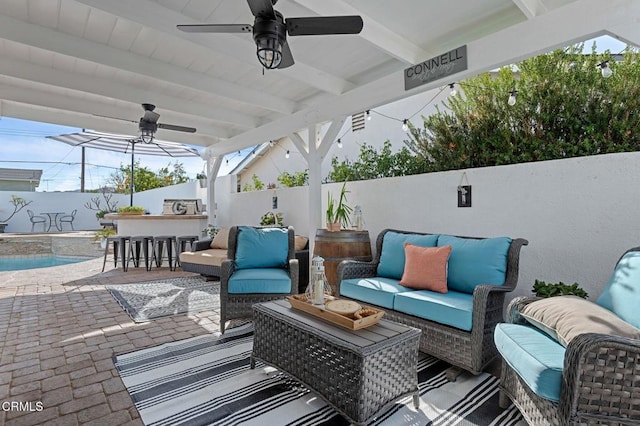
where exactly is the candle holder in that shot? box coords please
[306,256,332,305]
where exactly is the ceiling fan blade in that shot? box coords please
[247,0,275,19]
[143,110,160,123]
[158,123,197,133]
[177,24,252,33]
[286,16,363,36]
[278,40,295,69]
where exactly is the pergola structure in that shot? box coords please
[0,0,638,235]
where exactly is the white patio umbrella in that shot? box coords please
[47,131,201,206]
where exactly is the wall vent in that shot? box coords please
[351,112,365,132]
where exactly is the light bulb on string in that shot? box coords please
[337,138,343,148]
[508,90,517,106]
[401,119,409,132]
[597,61,612,78]
[449,83,457,97]
[366,110,371,121]
[285,150,290,159]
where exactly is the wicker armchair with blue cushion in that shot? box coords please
[219,226,299,333]
[495,247,640,425]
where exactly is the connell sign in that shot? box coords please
[404,45,467,91]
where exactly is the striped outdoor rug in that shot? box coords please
[114,323,525,425]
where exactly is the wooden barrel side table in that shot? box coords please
[313,229,372,290]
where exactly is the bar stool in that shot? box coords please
[152,235,178,271]
[177,235,199,253]
[127,236,154,271]
[176,235,199,267]
[101,235,131,272]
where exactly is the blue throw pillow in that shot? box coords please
[437,235,511,294]
[376,231,439,279]
[596,250,640,329]
[235,227,288,270]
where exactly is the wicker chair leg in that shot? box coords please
[445,366,464,382]
[498,389,510,409]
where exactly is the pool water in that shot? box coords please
[0,256,91,272]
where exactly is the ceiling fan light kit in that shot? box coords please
[177,0,363,70]
[137,103,196,143]
[254,12,286,69]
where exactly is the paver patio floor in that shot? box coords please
[0,257,220,425]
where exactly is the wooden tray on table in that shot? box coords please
[286,295,384,330]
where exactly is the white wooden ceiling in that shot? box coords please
[0,0,637,157]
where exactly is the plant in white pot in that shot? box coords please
[326,182,352,231]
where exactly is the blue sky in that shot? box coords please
[0,118,247,192]
[0,36,629,192]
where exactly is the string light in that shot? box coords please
[285,150,290,159]
[597,60,612,78]
[366,110,371,121]
[401,119,409,132]
[508,90,517,106]
[449,83,457,97]
[337,138,343,148]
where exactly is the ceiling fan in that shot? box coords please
[138,103,196,143]
[177,0,364,69]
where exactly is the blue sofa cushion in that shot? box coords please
[437,235,511,293]
[340,277,407,309]
[494,323,565,403]
[377,231,439,279]
[596,250,640,329]
[393,290,474,331]
[228,268,291,294]
[235,226,288,270]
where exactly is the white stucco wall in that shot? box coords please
[220,151,640,304]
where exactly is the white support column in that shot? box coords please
[206,155,223,226]
[305,117,347,256]
[307,124,322,256]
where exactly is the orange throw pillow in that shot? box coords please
[399,243,452,293]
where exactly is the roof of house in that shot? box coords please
[0,168,43,183]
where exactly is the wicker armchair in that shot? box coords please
[337,228,528,378]
[499,255,640,426]
[219,226,298,333]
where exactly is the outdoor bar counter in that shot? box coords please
[105,214,208,238]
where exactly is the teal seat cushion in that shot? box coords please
[494,323,565,403]
[227,268,291,294]
[376,231,439,279]
[339,277,407,309]
[235,226,288,270]
[596,250,640,329]
[393,290,474,331]
[438,235,511,293]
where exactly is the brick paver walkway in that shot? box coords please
[0,257,220,425]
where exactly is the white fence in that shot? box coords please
[3,151,638,303]
[219,151,640,302]
[0,181,207,233]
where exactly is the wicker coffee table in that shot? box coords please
[251,300,421,425]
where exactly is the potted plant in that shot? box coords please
[0,195,32,233]
[203,224,219,239]
[326,182,352,231]
[117,206,146,215]
[93,227,116,248]
[260,211,284,226]
[196,173,207,188]
[532,279,589,299]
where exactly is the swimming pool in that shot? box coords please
[0,255,92,272]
